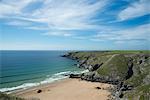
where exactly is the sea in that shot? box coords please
[0,51,87,93]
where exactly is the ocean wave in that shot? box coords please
[0,70,88,93]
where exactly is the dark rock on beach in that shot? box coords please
[37,90,42,93]
[69,74,82,78]
[95,87,101,89]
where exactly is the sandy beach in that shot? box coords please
[14,79,113,100]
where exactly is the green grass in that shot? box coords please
[69,50,150,99]
[69,50,150,60]
[124,85,150,100]
[97,54,128,80]
[125,65,150,87]
[107,50,150,54]
[0,92,25,100]
[125,72,147,87]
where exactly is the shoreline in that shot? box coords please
[1,69,88,93]
[11,78,70,95]
[13,78,114,100]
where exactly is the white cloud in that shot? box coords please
[1,0,149,44]
[25,26,49,30]
[0,0,108,30]
[6,20,31,26]
[118,0,150,21]
[90,38,106,42]
[0,0,37,17]
[31,0,108,30]
[43,31,74,37]
[73,36,88,40]
[91,23,150,43]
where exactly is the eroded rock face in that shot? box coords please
[62,51,150,99]
[126,59,133,80]
[81,72,95,81]
[143,74,150,85]
[89,63,103,71]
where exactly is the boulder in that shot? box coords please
[37,89,42,93]
[95,87,101,89]
[61,55,67,57]
[81,72,95,81]
[69,74,81,78]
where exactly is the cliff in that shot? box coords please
[62,50,150,99]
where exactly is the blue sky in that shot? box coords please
[0,0,149,50]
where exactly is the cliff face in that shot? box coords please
[62,51,150,99]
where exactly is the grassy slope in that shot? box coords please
[1,50,149,100]
[124,84,150,100]
[97,54,129,80]
[0,92,24,100]
[68,50,150,99]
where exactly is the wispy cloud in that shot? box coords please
[0,0,149,50]
[118,0,150,21]
[0,0,37,17]
[0,0,108,30]
[6,20,31,26]
[43,31,74,37]
[91,23,150,43]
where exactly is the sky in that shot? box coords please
[0,0,150,50]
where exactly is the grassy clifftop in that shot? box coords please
[64,50,150,99]
[97,54,129,81]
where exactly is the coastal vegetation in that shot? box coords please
[63,50,150,99]
[0,92,24,100]
[1,50,149,100]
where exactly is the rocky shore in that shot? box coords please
[62,51,150,99]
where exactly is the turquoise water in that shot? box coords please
[0,51,84,92]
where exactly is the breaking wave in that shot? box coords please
[0,70,88,93]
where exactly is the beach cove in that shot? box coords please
[14,79,113,100]
[1,51,149,100]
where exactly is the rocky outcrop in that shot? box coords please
[69,74,82,78]
[89,63,103,71]
[81,72,119,84]
[62,52,103,71]
[62,51,150,99]
[126,59,133,80]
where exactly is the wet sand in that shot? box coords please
[14,79,113,100]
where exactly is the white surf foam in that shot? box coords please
[0,70,88,93]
